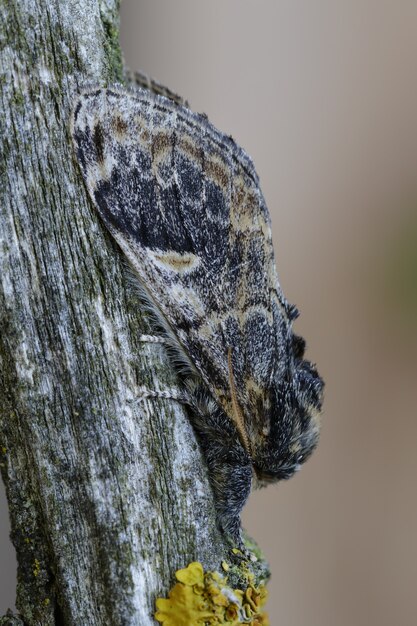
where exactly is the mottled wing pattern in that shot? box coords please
[72,87,293,438]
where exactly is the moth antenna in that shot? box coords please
[227,348,252,457]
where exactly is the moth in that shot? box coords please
[71,85,324,548]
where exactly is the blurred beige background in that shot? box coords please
[1,1,417,624]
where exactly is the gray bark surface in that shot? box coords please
[0,1,233,624]
[0,2,269,625]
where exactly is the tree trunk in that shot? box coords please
[0,2,267,625]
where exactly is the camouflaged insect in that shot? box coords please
[71,84,324,547]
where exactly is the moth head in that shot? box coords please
[253,333,324,486]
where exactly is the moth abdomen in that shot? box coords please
[186,381,253,545]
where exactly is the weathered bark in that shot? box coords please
[0,2,267,625]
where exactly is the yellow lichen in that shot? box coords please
[155,561,269,626]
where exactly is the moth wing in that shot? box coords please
[72,87,292,435]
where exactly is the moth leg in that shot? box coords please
[187,384,252,551]
[138,334,168,344]
[136,386,187,403]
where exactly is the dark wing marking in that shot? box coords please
[72,86,294,436]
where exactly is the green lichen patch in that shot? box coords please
[223,534,270,592]
[32,558,41,578]
[100,5,124,83]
